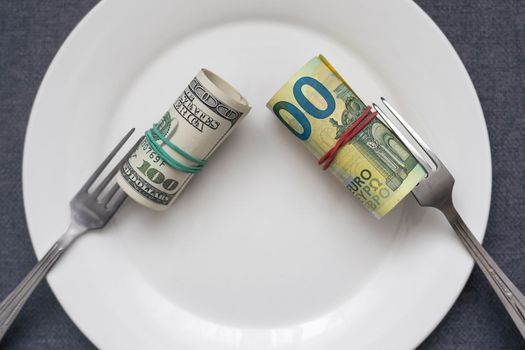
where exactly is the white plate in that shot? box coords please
[23,0,491,349]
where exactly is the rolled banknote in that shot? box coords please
[117,69,251,210]
[266,55,426,217]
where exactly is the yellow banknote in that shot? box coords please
[267,55,426,217]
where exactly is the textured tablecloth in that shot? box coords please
[0,0,523,349]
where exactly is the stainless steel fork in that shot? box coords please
[374,98,525,338]
[0,129,139,342]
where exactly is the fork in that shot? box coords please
[0,129,140,342]
[373,98,525,338]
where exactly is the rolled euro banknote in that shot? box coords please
[266,55,426,217]
[117,69,251,210]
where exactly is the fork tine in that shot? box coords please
[92,134,145,197]
[373,102,434,174]
[92,162,121,197]
[80,128,135,193]
[99,182,119,204]
[107,188,128,211]
[380,98,438,169]
[92,135,145,199]
[381,97,437,158]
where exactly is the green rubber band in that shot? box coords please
[150,126,207,166]
[145,131,202,174]
[145,127,205,174]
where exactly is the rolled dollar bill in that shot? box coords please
[117,69,251,210]
[266,55,426,217]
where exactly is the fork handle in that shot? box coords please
[0,241,67,342]
[441,204,525,338]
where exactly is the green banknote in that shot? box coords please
[117,69,251,210]
[267,55,426,217]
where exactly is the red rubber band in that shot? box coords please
[318,106,377,170]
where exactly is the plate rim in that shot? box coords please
[401,0,492,345]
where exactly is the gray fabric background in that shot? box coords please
[0,0,523,349]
